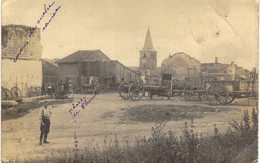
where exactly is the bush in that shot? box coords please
[19,108,258,163]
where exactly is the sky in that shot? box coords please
[2,0,259,69]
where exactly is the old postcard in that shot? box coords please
[1,0,259,162]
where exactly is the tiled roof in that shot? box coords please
[56,50,110,64]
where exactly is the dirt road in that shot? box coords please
[2,93,257,161]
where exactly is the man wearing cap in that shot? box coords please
[39,104,52,145]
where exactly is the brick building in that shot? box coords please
[1,25,43,97]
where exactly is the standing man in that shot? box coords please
[39,104,52,145]
[47,85,53,98]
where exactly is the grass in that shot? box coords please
[120,105,229,122]
[13,107,258,163]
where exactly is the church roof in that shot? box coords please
[141,28,156,52]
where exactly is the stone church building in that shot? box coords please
[138,28,161,84]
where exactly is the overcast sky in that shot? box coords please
[2,0,259,69]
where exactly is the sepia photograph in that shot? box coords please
[1,0,259,162]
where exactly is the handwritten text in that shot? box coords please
[13,1,61,63]
[69,93,97,117]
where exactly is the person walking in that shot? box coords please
[39,104,52,145]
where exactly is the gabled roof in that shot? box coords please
[141,28,156,51]
[113,60,140,75]
[56,50,110,64]
[128,66,140,72]
[41,58,58,67]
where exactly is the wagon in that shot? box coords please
[118,75,174,101]
[118,69,257,105]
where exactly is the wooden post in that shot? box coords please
[169,74,174,97]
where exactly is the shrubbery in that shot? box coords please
[20,107,258,163]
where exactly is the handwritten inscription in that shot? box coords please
[69,93,97,117]
[43,5,61,31]
[13,1,61,63]
[13,41,29,63]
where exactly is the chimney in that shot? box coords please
[215,57,218,63]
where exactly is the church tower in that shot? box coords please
[139,28,157,73]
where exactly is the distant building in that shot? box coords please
[138,28,160,84]
[161,52,201,80]
[139,28,157,72]
[56,50,139,90]
[42,59,58,91]
[201,57,238,81]
[1,25,43,97]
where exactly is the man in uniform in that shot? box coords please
[39,104,52,145]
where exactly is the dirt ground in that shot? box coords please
[1,93,257,161]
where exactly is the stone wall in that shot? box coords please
[2,25,42,60]
[1,25,43,98]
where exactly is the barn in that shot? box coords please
[56,50,139,91]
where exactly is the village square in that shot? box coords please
[1,0,258,162]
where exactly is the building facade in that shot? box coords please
[42,59,58,91]
[1,25,43,97]
[56,50,139,91]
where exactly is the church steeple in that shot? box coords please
[139,27,157,72]
[141,28,156,51]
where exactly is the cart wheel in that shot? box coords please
[214,86,230,105]
[119,82,130,100]
[226,94,235,104]
[11,86,22,98]
[206,85,225,105]
[206,94,218,105]
[5,88,12,99]
[129,82,144,101]
[2,87,12,100]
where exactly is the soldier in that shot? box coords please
[39,104,52,145]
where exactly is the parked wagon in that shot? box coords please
[118,76,172,101]
[118,70,258,105]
